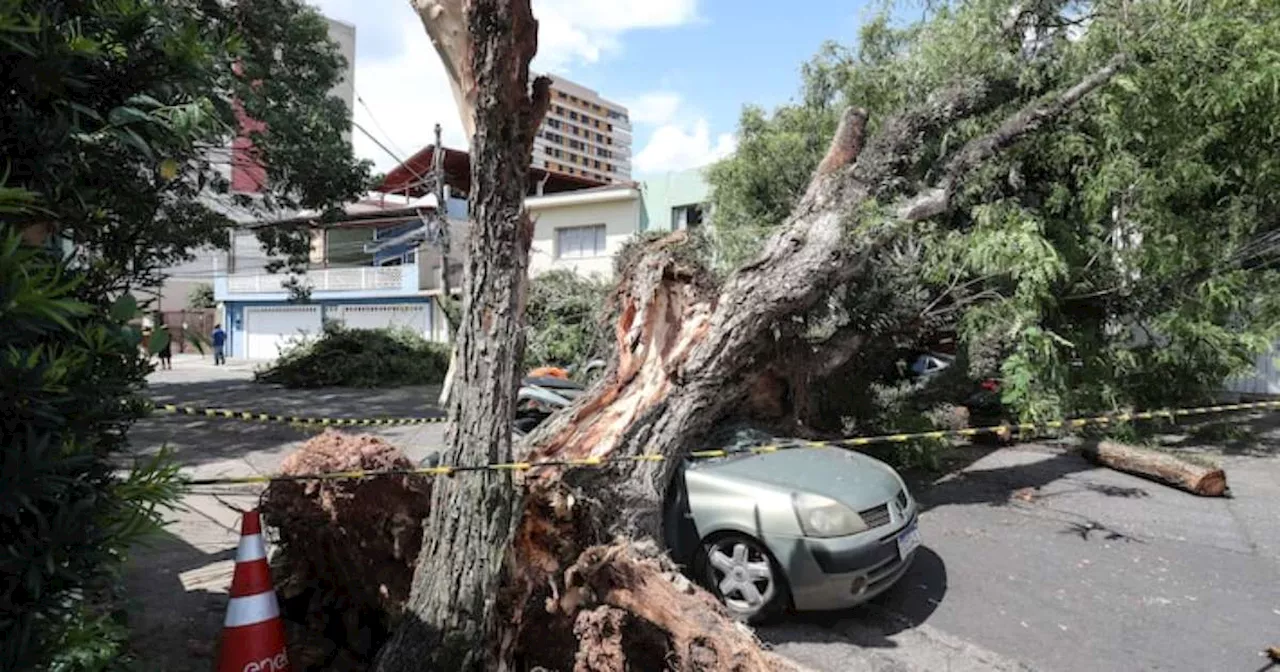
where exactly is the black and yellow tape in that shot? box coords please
[181,399,1280,487]
[154,403,447,426]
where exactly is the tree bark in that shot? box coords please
[379,0,1125,666]
[375,1,547,670]
[1082,440,1228,497]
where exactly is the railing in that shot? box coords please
[225,266,405,294]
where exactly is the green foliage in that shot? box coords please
[523,270,612,370]
[0,232,182,671]
[186,282,215,310]
[255,322,450,388]
[0,0,371,296]
[706,0,1280,429]
[1,1,366,665]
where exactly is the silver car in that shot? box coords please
[507,381,922,621]
[664,427,922,621]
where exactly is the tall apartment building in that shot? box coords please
[532,75,632,184]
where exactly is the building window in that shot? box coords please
[571,126,579,136]
[557,91,566,99]
[593,160,601,169]
[569,110,578,121]
[555,105,564,114]
[605,165,613,172]
[595,132,604,142]
[556,225,607,259]
[672,204,705,231]
[547,118,561,129]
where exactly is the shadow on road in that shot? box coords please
[145,378,444,419]
[910,448,1091,511]
[129,378,446,469]
[1159,410,1280,457]
[125,527,235,668]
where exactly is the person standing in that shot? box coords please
[211,323,227,366]
[157,327,173,370]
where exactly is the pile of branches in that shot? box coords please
[255,322,449,389]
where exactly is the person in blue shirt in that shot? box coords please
[211,324,227,365]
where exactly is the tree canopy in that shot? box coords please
[0,0,370,667]
[1,0,371,297]
[708,0,1280,425]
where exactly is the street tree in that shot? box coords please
[1,0,370,667]
[372,1,1166,670]
[3,0,371,298]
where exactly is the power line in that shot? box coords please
[351,120,427,184]
[355,89,411,161]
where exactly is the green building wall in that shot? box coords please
[638,167,712,232]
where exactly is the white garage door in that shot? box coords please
[330,303,430,336]
[244,305,322,360]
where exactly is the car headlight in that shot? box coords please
[792,493,867,538]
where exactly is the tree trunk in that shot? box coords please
[374,1,548,670]
[378,0,1125,667]
[1082,440,1228,497]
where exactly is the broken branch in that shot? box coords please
[899,55,1127,221]
[1081,440,1228,497]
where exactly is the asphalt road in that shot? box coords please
[126,355,1280,671]
[762,439,1280,672]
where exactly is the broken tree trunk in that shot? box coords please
[376,0,1126,668]
[1082,440,1228,497]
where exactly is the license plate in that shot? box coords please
[897,522,922,559]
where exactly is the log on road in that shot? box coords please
[1081,440,1228,497]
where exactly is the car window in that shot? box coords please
[709,424,776,452]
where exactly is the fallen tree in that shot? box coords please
[374,1,1125,670]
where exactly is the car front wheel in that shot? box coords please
[696,533,788,623]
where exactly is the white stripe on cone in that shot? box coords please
[236,533,267,563]
[224,591,281,628]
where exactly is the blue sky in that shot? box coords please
[312,0,898,175]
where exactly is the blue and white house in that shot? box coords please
[213,191,467,360]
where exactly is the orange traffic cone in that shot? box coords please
[215,510,291,672]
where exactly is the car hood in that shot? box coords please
[690,446,903,511]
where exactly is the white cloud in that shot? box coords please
[633,119,736,174]
[349,23,466,173]
[623,92,682,125]
[310,0,700,172]
[534,0,698,70]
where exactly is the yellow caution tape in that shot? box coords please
[154,403,447,426]
[180,399,1280,487]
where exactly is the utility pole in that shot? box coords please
[432,124,461,407]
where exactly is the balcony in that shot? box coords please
[217,263,422,300]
